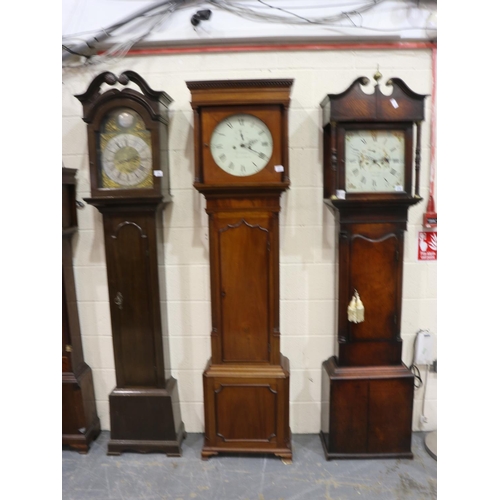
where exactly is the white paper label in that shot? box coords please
[390,98,399,109]
[395,185,404,192]
[336,189,346,199]
[274,165,284,172]
[153,170,163,177]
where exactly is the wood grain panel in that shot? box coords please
[107,217,157,386]
[219,220,270,362]
[368,378,413,453]
[215,384,277,442]
[349,232,399,342]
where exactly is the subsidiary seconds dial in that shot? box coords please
[345,130,405,193]
[210,114,273,177]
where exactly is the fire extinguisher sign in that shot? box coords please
[418,231,437,261]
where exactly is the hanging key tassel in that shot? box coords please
[348,290,365,323]
[355,290,365,323]
[347,294,357,322]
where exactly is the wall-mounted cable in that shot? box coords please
[62,0,437,67]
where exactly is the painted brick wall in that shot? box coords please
[62,48,437,434]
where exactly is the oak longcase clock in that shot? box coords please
[76,71,184,455]
[187,79,293,461]
[320,73,426,459]
[62,167,101,453]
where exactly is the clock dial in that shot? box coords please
[99,108,153,189]
[345,130,405,193]
[210,114,273,177]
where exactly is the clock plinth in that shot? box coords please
[107,384,185,456]
[320,75,426,459]
[320,357,414,459]
[187,79,294,460]
[201,356,292,461]
[78,72,184,455]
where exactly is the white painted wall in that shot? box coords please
[62,45,437,434]
[62,0,437,53]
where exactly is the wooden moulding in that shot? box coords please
[201,355,292,461]
[186,79,294,107]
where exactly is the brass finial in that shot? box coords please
[374,66,382,84]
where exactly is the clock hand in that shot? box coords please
[246,145,268,160]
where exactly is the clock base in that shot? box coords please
[320,356,414,459]
[62,365,101,453]
[319,432,413,460]
[201,355,292,461]
[107,377,185,456]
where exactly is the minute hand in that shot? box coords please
[246,145,268,160]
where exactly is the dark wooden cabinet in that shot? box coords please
[187,79,293,460]
[62,167,101,453]
[321,360,413,457]
[319,73,426,459]
[76,72,184,455]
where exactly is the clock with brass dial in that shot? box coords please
[100,108,153,189]
[76,71,184,456]
[77,70,171,200]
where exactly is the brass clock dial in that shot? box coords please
[209,113,273,177]
[99,108,153,189]
[345,130,405,193]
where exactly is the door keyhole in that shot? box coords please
[114,292,123,310]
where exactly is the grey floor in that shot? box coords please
[62,432,437,500]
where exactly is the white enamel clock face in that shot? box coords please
[210,114,273,177]
[345,130,405,193]
[102,133,152,187]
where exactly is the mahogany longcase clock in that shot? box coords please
[62,167,101,453]
[76,71,184,455]
[187,79,294,461]
[319,73,426,459]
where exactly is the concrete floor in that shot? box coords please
[62,432,437,500]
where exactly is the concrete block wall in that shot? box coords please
[62,48,437,434]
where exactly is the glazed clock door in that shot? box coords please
[103,213,162,388]
[217,215,271,363]
[199,106,284,186]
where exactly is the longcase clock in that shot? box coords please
[319,73,426,459]
[187,79,294,461]
[76,71,185,455]
[62,167,101,452]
